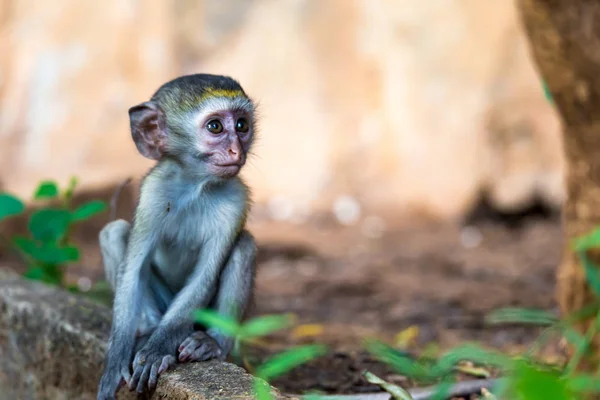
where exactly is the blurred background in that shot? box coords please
[0,0,567,393]
[0,0,563,219]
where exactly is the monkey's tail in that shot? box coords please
[109,177,132,222]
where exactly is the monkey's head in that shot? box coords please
[129,74,256,179]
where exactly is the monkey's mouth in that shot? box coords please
[215,162,243,167]
[213,162,242,177]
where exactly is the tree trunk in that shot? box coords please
[517,0,600,347]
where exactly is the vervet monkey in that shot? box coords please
[97,74,257,399]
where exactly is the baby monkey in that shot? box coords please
[97,74,257,399]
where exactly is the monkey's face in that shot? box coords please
[197,108,254,179]
[129,75,256,179]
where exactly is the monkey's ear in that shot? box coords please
[129,101,167,160]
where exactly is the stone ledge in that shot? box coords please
[0,269,291,400]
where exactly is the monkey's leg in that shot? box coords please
[99,219,130,291]
[99,220,169,344]
[179,230,256,362]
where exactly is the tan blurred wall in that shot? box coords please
[0,0,564,220]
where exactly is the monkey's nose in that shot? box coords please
[228,147,241,163]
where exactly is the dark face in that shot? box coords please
[199,109,253,179]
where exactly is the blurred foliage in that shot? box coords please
[362,226,600,400]
[194,309,328,400]
[0,177,107,288]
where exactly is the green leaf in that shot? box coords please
[13,236,79,264]
[511,360,571,400]
[489,378,511,399]
[577,251,600,299]
[486,308,558,326]
[28,209,71,242]
[23,264,63,285]
[365,339,434,381]
[253,377,274,400]
[255,344,328,381]
[66,284,80,293]
[63,176,78,202]
[429,379,454,400]
[238,314,295,339]
[23,266,45,281]
[193,309,241,337]
[573,228,600,251]
[567,375,600,394]
[12,236,38,258]
[33,181,59,200]
[363,371,414,400]
[434,344,513,375]
[563,303,600,323]
[71,200,107,221]
[559,326,587,350]
[0,193,25,221]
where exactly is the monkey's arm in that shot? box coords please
[206,230,256,354]
[178,230,256,361]
[128,234,234,390]
[97,222,157,400]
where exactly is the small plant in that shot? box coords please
[0,177,107,287]
[361,226,600,400]
[364,339,504,399]
[194,309,328,400]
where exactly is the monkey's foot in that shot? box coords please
[130,348,176,394]
[178,331,223,362]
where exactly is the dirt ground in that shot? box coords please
[0,187,565,396]
[245,212,563,394]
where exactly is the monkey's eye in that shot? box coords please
[206,120,223,134]
[236,118,250,133]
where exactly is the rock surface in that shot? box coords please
[0,269,289,400]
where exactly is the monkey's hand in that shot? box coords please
[178,331,224,362]
[97,348,131,400]
[129,342,177,394]
[207,328,234,360]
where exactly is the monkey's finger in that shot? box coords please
[129,365,143,391]
[178,334,208,358]
[182,342,209,362]
[158,355,175,375]
[148,364,159,391]
[178,337,193,352]
[178,346,191,362]
[191,343,220,361]
[136,365,151,394]
[178,340,202,361]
